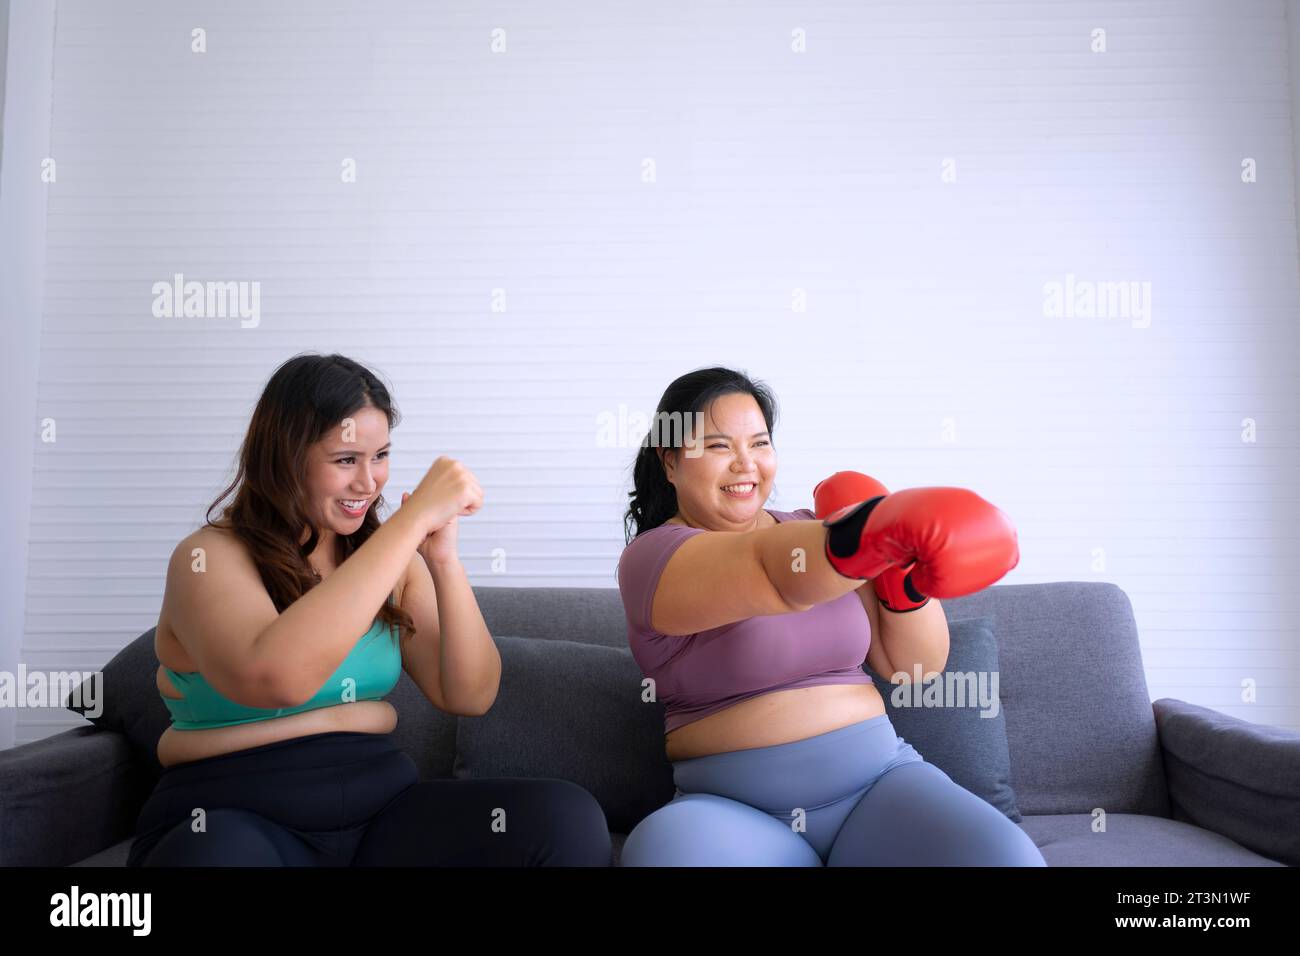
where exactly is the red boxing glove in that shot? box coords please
[814,473,1020,603]
[813,471,928,612]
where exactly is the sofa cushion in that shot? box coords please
[454,636,675,834]
[940,582,1170,816]
[867,616,1024,823]
[1018,813,1287,866]
[64,628,169,777]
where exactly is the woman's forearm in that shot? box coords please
[429,557,500,714]
[754,519,864,610]
[879,598,950,678]
[251,506,426,700]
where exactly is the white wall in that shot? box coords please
[0,0,56,751]
[1291,0,1300,269]
[7,0,1300,746]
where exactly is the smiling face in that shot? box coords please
[661,391,775,532]
[300,404,391,556]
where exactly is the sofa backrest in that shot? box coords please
[386,586,635,782]
[95,580,1171,820]
[939,582,1169,816]
[452,581,1172,817]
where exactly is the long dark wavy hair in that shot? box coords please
[203,353,414,644]
[623,366,779,544]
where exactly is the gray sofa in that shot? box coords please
[0,581,1295,866]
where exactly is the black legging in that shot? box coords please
[126,731,612,866]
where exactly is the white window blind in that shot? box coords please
[14,0,1300,744]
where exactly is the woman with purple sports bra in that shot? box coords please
[616,366,1046,866]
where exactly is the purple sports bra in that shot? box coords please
[617,507,874,735]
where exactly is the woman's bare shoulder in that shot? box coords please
[165,524,260,603]
[182,523,242,555]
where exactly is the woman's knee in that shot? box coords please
[355,777,611,866]
[513,777,613,866]
[829,762,1046,867]
[461,777,611,865]
[621,792,821,867]
[138,808,314,866]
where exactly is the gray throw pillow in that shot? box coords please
[866,616,1025,823]
[64,628,169,777]
[454,635,675,834]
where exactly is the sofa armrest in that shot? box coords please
[0,726,153,866]
[1153,698,1300,866]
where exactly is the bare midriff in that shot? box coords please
[155,698,398,768]
[154,569,400,769]
[658,509,886,762]
[663,681,886,762]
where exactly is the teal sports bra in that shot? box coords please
[161,611,403,732]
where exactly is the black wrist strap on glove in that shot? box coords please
[822,495,887,562]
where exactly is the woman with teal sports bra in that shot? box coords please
[158,607,402,731]
[128,353,611,867]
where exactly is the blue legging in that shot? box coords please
[621,714,1046,866]
[127,731,611,866]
